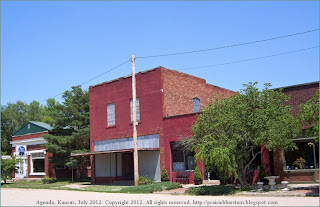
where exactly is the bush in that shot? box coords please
[138,176,153,185]
[41,177,54,184]
[185,185,238,196]
[120,182,181,194]
[259,166,268,182]
[239,185,250,191]
[194,166,202,180]
[161,168,169,181]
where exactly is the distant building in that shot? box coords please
[87,66,236,184]
[10,121,89,179]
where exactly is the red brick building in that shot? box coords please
[11,121,60,179]
[11,121,88,179]
[272,82,319,183]
[88,66,236,184]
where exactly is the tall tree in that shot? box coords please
[43,86,90,178]
[299,90,319,143]
[1,100,45,154]
[186,82,300,186]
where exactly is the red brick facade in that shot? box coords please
[162,69,235,117]
[11,130,83,179]
[272,82,319,183]
[89,66,236,184]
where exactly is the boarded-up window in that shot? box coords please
[107,103,115,126]
[130,98,140,122]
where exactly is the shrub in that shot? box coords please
[259,166,268,182]
[194,166,202,180]
[239,185,250,191]
[41,177,54,184]
[185,185,238,196]
[161,168,169,181]
[138,176,153,185]
[120,182,181,194]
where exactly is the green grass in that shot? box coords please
[82,185,126,192]
[185,185,239,196]
[1,180,71,189]
[1,180,182,194]
[119,182,182,194]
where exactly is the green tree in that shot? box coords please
[299,90,319,143]
[1,100,46,154]
[43,86,90,179]
[1,154,20,184]
[41,98,60,126]
[187,82,299,186]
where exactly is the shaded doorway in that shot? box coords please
[122,152,134,180]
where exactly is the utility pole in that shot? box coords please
[132,54,139,186]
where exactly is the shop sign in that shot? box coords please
[18,146,26,156]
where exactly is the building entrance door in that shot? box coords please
[122,153,134,180]
[16,158,28,179]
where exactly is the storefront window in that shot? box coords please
[171,142,195,171]
[284,138,319,170]
[31,152,45,174]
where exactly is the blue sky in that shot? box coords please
[1,1,319,105]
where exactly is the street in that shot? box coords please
[1,188,319,206]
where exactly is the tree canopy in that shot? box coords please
[1,100,45,154]
[187,82,300,186]
[299,90,319,143]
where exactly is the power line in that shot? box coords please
[40,59,131,103]
[136,29,319,59]
[177,46,319,71]
[78,59,131,86]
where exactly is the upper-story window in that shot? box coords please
[130,98,140,122]
[193,97,200,112]
[107,103,115,126]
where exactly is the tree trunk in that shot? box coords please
[71,167,74,183]
[237,176,248,187]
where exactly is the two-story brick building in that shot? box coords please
[87,66,236,184]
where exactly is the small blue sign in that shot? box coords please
[18,146,26,156]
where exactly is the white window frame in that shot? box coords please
[29,150,46,175]
[107,103,116,126]
[130,98,140,122]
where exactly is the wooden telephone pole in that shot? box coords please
[132,54,139,186]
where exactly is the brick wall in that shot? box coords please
[12,131,49,141]
[281,82,319,117]
[89,68,164,151]
[162,113,205,183]
[162,68,236,117]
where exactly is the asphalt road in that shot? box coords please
[1,188,319,206]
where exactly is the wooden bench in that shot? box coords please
[174,171,190,184]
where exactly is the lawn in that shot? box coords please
[185,185,240,196]
[1,179,71,189]
[1,180,182,194]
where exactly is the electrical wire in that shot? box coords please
[136,29,319,59]
[40,59,131,103]
[177,46,319,71]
